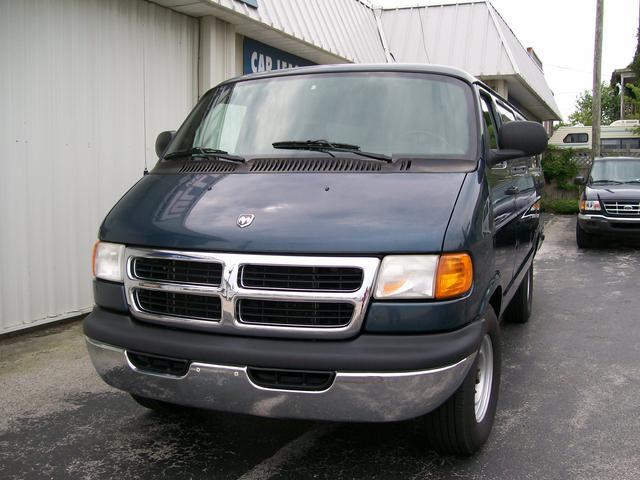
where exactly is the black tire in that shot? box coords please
[504,265,533,324]
[130,394,184,413]
[424,307,501,456]
[576,220,594,248]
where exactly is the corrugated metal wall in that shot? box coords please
[0,0,199,333]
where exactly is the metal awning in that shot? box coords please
[380,1,562,120]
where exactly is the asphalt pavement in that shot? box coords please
[1,215,639,480]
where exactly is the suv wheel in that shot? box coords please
[576,220,594,248]
[504,265,533,324]
[423,307,501,455]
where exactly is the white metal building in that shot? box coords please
[0,0,560,334]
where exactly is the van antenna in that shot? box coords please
[142,27,149,176]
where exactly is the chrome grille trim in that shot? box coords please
[603,201,640,216]
[239,264,364,292]
[133,288,222,322]
[124,248,380,339]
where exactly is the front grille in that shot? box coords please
[127,351,190,377]
[603,201,640,216]
[132,257,223,286]
[237,299,354,327]
[247,367,335,391]
[135,289,222,321]
[240,265,363,292]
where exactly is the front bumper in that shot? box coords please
[84,308,483,422]
[578,214,640,235]
[86,337,475,422]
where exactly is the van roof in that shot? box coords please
[221,63,480,86]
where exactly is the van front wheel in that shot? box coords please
[423,307,501,456]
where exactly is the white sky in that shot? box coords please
[375,0,639,120]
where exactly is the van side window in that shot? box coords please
[496,102,516,123]
[480,97,498,149]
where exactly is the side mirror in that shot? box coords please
[574,175,586,185]
[155,130,176,158]
[489,121,548,165]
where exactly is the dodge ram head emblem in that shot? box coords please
[237,214,255,228]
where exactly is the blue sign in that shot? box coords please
[238,0,258,7]
[243,37,315,75]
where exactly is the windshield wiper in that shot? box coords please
[624,180,640,184]
[272,140,392,163]
[164,147,245,163]
[590,179,623,184]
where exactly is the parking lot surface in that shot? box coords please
[1,215,639,480]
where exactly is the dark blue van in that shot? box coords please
[85,64,547,455]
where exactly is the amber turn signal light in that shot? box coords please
[435,253,473,299]
[91,240,99,277]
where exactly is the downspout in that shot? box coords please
[373,8,394,63]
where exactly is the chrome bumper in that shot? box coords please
[86,337,475,422]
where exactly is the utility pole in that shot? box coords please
[591,0,604,160]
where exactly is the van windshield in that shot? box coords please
[590,159,640,183]
[167,72,478,161]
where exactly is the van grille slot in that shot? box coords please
[247,367,335,391]
[237,299,354,327]
[135,289,222,321]
[240,265,363,291]
[133,257,223,286]
[127,351,190,377]
[178,161,238,173]
[249,158,383,173]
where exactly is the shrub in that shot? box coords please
[541,199,579,214]
[541,147,580,191]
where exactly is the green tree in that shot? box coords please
[567,83,620,126]
[627,24,640,134]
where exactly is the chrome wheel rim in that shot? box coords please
[474,334,494,423]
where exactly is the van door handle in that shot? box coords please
[492,161,508,170]
[505,186,519,195]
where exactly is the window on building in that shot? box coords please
[563,133,589,144]
[480,96,498,149]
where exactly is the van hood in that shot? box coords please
[100,172,466,254]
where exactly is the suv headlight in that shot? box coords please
[374,253,473,300]
[579,199,601,212]
[92,241,125,282]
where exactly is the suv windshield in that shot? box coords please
[166,72,477,160]
[590,159,640,183]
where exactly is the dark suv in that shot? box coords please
[84,64,547,455]
[576,157,640,247]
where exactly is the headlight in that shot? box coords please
[374,253,473,300]
[579,199,601,212]
[92,241,125,282]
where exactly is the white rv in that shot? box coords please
[548,120,640,150]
